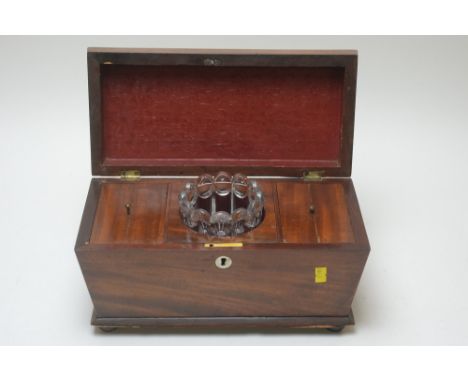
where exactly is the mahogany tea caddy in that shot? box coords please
[75,48,370,332]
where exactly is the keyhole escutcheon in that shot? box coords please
[215,256,232,269]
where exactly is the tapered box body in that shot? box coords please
[75,49,370,330]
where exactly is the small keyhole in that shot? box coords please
[215,256,232,269]
[125,203,131,216]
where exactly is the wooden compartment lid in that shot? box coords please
[88,48,357,177]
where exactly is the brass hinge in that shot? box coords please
[120,170,141,181]
[303,171,323,181]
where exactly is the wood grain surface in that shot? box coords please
[76,178,369,322]
[90,181,168,245]
[79,245,366,317]
[89,179,355,246]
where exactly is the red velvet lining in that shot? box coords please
[101,65,344,168]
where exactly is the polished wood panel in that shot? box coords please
[88,179,355,246]
[76,177,369,328]
[90,181,168,245]
[277,182,318,244]
[277,181,354,244]
[79,246,367,317]
[310,182,354,243]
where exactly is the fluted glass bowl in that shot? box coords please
[179,172,264,237]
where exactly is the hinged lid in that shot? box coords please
[88,48,357,177]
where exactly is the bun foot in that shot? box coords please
[326,326,344,333]
[98,326,117,333]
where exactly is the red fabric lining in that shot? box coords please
[101,65,344,168]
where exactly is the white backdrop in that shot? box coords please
[1,36,467,345]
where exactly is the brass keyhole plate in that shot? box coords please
[215,256,232,269]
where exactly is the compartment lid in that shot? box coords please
[88,48,357,177]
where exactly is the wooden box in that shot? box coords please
[75,48,370,332]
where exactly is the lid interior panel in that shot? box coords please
[101,65,344,169]
[88,50,357,176]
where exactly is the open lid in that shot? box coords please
[88,48,357,177]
